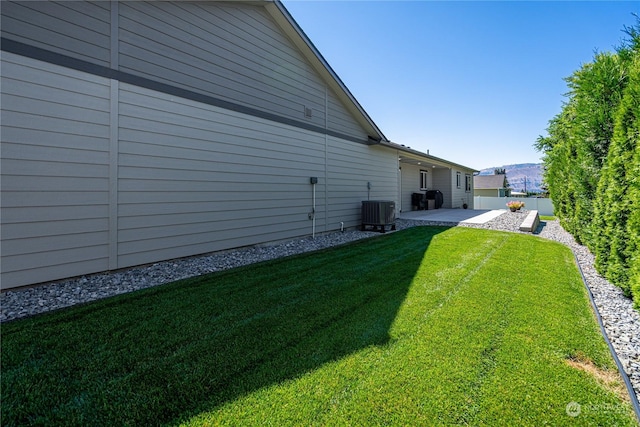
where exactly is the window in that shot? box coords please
[420,170,428,190]
[456,172,461,189]
[465,174,472,192]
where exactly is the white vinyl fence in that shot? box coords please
[473,196,555,216]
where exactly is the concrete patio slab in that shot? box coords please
[461,209,507,224]
[398,209,506,225]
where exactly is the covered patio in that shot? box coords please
[390,145,477,211]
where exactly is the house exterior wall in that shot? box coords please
[399,163,433,212]
[118,1,336,135]
[400,164,419,212]
[326,142,398,229]
[1,1,367,142]
[327,89,368,140]
[431,168,452,208]
[1,53,112,287]
[429,168,473,209]
[116,82,330,269]
[1,1,112,67]
[0,1,392,290]
[450,169,473,209]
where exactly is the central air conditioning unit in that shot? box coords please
[361,200,396,233]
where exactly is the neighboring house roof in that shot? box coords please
[474,175,508,189]
[266,1,387,143]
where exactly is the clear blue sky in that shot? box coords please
[282,1,639,170]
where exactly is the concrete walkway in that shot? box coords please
[398,208,507,225]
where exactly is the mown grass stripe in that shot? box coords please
[2,227,636,426]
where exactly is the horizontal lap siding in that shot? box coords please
[1,1,379,289]
[1,53,111,288]
[117,84,326,268]
[326,140,397,228]
[1,1,111,67]
[327,90,367,141]
[118,2,330,135]
[451,170,465,208]
[431,169,452,208]
[3,0,368,143]
[401,164,421,212]
[453,170,473,209]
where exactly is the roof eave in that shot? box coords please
[381,140,478,172]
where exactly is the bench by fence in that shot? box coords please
[519,210,540,233]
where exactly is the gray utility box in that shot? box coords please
[361,200,396,233]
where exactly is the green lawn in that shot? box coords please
[2,227,636,426]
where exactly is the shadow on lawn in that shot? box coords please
[1,226,450,426]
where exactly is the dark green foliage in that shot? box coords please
[594,56,640,295]
[536,104,581,239]
[565,52,626,247]
[629,148,640,307]
[621,59,640,308]
[537,18,640,305]
[630,162,640,307]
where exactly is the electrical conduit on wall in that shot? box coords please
[310,177,317,239]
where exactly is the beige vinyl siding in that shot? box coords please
[0,1,383,290]
[400,163,426,212]
[118,1,334,136]
[1,1,111,66]
[1,53,111,288]
[116,83,327,268]
[327,89,368,141]
[2,1,368,143]
[451,170,471,208]
[431,168,452,208]
[326,141,397,229]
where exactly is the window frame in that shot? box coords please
[465,174,472,192]
[456,171,461,189]
[419,170,428,191]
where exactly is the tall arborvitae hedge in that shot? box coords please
[565,52,626,247]
[629,140,640,307]
[536,20,640,308]
[594,55,639,297]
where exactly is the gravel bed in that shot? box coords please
[1,210,638,400]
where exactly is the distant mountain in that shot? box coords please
[478,163,544,193]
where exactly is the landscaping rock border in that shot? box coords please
[1,211,638,400]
